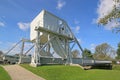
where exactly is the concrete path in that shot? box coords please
[3,65,45,80]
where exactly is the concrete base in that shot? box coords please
[70,64,84,69]
[65,62,73,66]
[17,62,21,64]
[30,62,41,67]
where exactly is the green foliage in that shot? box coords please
[94,43,115,60]
[98,0,120,32]
[93,53,113,60]
[95,43,110,55]
[98,8,119,25]
[0,66,11,80]
[83,48,93,58]
[116,42,120,59]
[72,50,79,58]
[21,64,120,80]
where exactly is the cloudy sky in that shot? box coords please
[0,0,120,53]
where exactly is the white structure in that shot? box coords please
[30,10,83,67]
[30,10,72,43]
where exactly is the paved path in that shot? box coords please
[3,65,45,80]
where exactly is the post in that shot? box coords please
[82,52,84,66]
[47,34,50,55]
[66,39,72,65]
[31,31,41,67]
[19,39,24,64]
[35,31,41,65]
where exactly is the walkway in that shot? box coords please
[3,65,45,80]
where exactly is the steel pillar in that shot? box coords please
[65,39,72,65]
[18,39,24,64]
[30,31,41,67]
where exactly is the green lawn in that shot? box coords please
[21,64,120,80]
[0,66,11,80]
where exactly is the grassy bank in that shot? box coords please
[0,66,11,80]
[21,64,120,80]
[112,65,120,70]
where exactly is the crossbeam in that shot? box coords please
[35,27,73,40]
[22,38,35,43]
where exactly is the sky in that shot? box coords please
[0,0,120,54]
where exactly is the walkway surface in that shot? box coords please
[3,65,45,80]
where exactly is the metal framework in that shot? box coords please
[18,38,34,64]
[3,38,34,64]
[30,10,84,67]
[2,10,112,69]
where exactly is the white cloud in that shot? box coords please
[96,0,120,30]
[105,20,120,30]
[74,19,80,24]
[97,0,115,21]
[56,0,66,10]
[71,26,80,34]
[0,22,5,27]
[72,19,80,33]
[17,22,30,31]
[75,26,80,33]
[90,43,96,52]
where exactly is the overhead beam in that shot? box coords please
[35,27,73,40]
[22,38,35,43]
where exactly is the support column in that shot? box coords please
[18,39,24,64]
[82,51,84,66]
[30,31,41,67]
[46,34,50,56]
[66,39,72,65]
[36,31,41,65]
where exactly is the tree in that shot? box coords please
[0,51,3,56]
[94,43,115,60]
[98,0,120,33]
[116,42,120,59]
[72,50,79,58]
[83,48,93,58]
[0,51,3,59]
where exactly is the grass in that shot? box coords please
[21,64,120,80]
[112,65,120,70]
[0,65,11,80]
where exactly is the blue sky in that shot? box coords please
[0,0,120,53]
